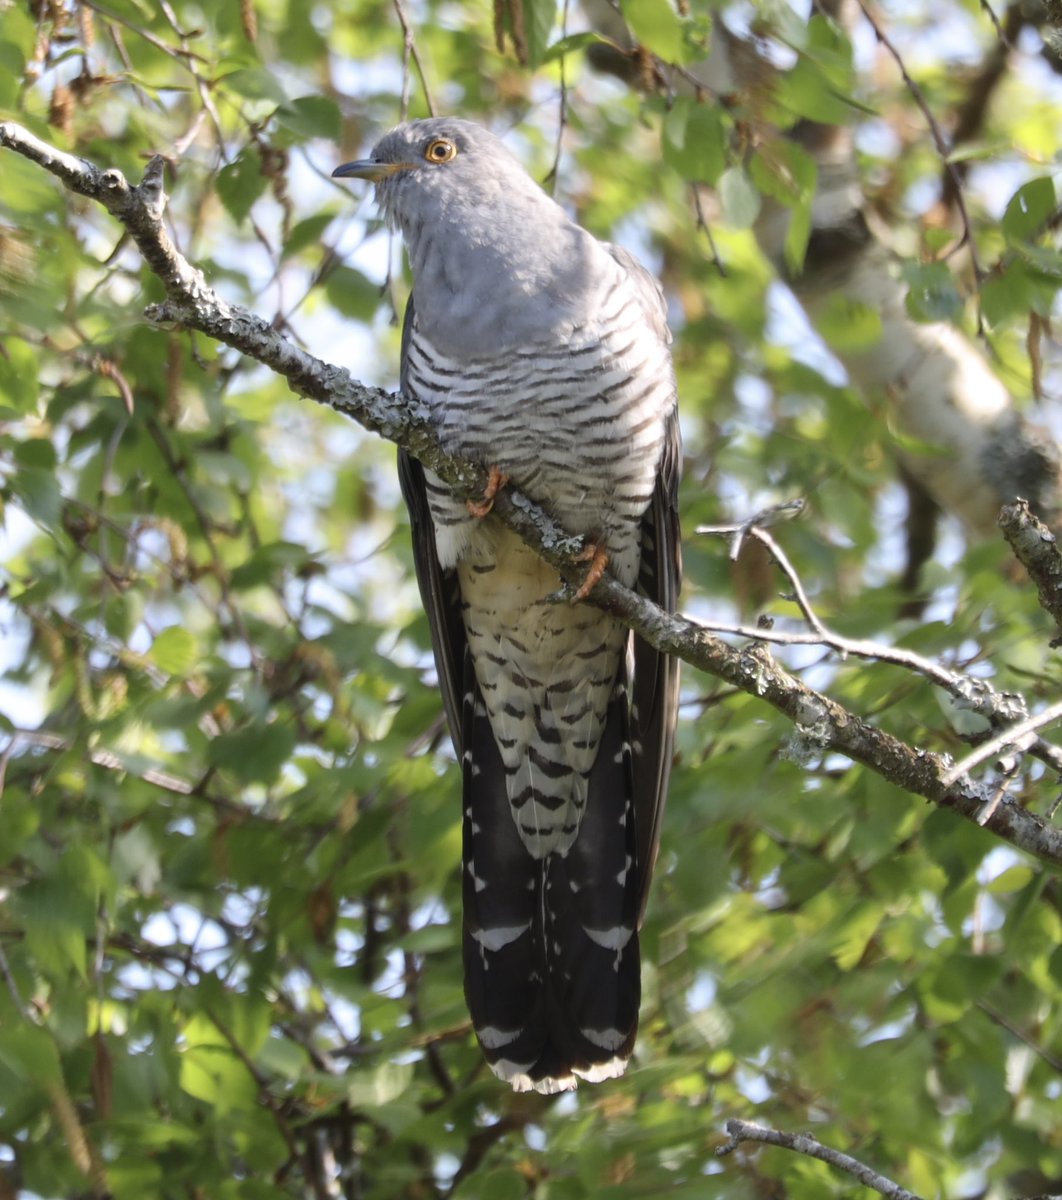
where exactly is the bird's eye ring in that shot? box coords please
[424,138,457,164]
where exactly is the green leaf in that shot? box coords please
[216,148,268,226]
[718,166,760,229]
[832,904,882,970]
[179,1042,258,1113]
[150,626,199,676]
[346,1060,414,1107]
[206,722,296,784]
[986,864,1035,894]
[816,296,884,352]
[0,338,40,414]
[276,95,342,141]
[540,31,610,64]
[465,1171,526,1200]
[283,213,336,260]
[621,0,706,63]
[748,140,817,272]
[774,15,867,124]
[23,901,88,981]
[229,540,318,589]
[13,436,57,469]
[980,263,1029,326]
[106,1160,166,1199]
[0,10,35,106]
[324,265,383,319]
[1002,176,1058,243]
[9,464,62,531]
[784,203,813,275]
[902,261,964,323]
[0,149,63,217]
[220,68,288,104]
[524,0,557,66]
[0,1024,62,1086]
[0,792,39,867]
[662,98,727,185]
[749,140,817,207]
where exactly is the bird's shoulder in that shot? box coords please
[603,242,671,347]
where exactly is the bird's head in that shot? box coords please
[332,117,605,353]
[332,118,538,237]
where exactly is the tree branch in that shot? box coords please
[999,499,1062,643]
[717,1118,924,1200]
[699,518,1062,776]
[2,120,1060,869]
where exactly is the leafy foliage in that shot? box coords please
[0,1,1060,1198]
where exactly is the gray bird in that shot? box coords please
[334,118,680,1093]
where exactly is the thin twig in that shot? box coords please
[940,2,1024,213]
[80,0,211,66]
[976,1000,1062,1073]
[690,183,727,276]
[392,0,436,117]
[855,0,984,280]
[717,1119,924,1200]
[940,699,1062,787]
[0,941,28,1015]
[545,0,572,194]
[1,727,268,818]
[155,0,226,148]
[205,1007,310,1188]
[698,520,1062,778]
[979,0,1013,48]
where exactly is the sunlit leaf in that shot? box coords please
[0,337,39,414]
[150,626,199,676]
[621,0,707,63]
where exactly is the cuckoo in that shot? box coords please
[334,118,681,1093]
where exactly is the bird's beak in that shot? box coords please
[332,159,411,182]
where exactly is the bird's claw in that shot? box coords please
[572,542,609,602]
[466,466,510,518]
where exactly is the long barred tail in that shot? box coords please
[461,658,641,1093]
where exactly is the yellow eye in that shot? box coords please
[424,138,457,164]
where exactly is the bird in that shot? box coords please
[333,118,681,1093]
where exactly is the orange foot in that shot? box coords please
[466,466,510,518]
[573,542,609,602]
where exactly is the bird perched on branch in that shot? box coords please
[334,118,680,1093]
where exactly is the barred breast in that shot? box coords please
[404,261,675,859]
[405,261,675,585]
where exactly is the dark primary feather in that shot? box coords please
[398,302,467,756]
[631,408,682,916]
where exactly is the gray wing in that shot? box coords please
[396,296,467,759]
[608,241,682,920]
[631,406,682,921]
